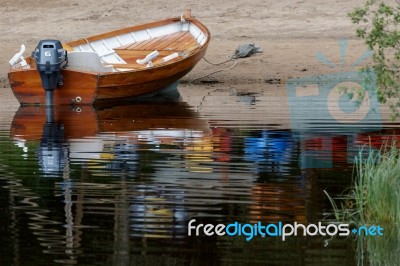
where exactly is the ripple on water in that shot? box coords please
[2,83,396,264]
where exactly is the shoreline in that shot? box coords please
[0,0,370,104]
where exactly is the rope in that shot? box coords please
[189,55,238,83]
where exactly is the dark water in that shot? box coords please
[0,82,398,265]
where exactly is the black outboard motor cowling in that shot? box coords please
[32,40,68,105]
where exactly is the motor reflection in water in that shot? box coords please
[38,106,69,173]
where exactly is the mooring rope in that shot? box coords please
[189,55,238,83]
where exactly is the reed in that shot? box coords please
[353,143,400,226]
[326,143,400,226]
[325,143,400,265]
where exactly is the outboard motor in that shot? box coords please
[32,40,68,106]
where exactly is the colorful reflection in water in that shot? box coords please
[0,83,399,265]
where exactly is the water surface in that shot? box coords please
[0,82,398,265]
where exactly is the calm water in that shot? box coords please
[0,82,399,265]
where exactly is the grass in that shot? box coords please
[353,143,400,226]
[326,143,400,226]
[325,142,400,265]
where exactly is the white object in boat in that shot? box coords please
[136,50,159,65]
[162,52,179,62]
[68,52,117,72]
[9,44,28,68]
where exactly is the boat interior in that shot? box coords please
[66,19,208,72]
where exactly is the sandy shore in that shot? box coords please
[0,0,373,105]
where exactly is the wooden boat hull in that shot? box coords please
[8,50,204,105]
[9,68,98,105]
[8,14,210,105]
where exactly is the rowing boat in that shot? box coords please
[8,10,210,105]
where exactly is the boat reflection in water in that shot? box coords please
[11,82,197,172]
[10,83,217,263]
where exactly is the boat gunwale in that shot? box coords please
[64,17,210,75]
[9,16,210,76]
[67,17,209,45]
